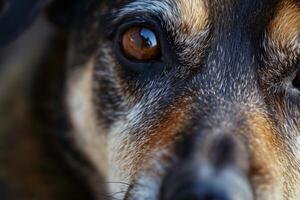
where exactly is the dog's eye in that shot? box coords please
[121,26,160,60]
[292,69,300,90]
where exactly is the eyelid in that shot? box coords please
[104,12,162,38]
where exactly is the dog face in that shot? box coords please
[65,0,300,199]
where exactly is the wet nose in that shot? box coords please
[161,134,253,200]
[161,165,253,200]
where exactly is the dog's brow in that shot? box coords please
[115,0,208,32]
[114,0,174,22]
[268,0,300,51]
[116,0,172,16]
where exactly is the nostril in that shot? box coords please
[199,193,226,200]
[161,165,253,200]
[176,193,227,200]
[171,182,230,200]
[200,195,221,200]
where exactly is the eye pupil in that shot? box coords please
[292,70,300,90]
[121,26,160,60]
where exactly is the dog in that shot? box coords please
[2,0,300,199]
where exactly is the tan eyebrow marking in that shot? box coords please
[177,0,208,33]
[268,0,300,48]
[116,0,208,36]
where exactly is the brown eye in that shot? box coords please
[293,69,300,90]
[121,26,160,60]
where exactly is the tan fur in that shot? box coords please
[177,0,208,33]
[105,97,192,199]
[67,59,108,178]
[268,0,300,49]
[133,97,192,173]
[63,0,300,199]
[247,113,284,199]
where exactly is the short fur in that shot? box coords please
[30,0,300,199]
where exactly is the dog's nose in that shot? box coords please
[161,165,253,200]
[161,134,253,200]
[171,181,230,200]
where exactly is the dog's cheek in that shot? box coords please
[66,58,109,180]
[105,132,143,197]
[245,113,287,200]
[66,45,132,198]
[273,106,300,199]
[105,98,192,198]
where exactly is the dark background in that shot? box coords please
[0,15,91,200]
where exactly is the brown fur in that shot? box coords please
[3,0,299,199]
[268,0,300,48]
[177,0,208,33]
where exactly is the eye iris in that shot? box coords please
[293,70,300,90]
[122,27,160,60]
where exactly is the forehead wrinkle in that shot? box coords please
[268,0,300,50]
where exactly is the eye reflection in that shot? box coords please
[140,28,158,48]
[121,26,160,60]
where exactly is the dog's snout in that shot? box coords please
[209,135,248,171]
[210,135,237,167]
[161,163,253,200]
[160,133,253,200]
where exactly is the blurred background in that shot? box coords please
[0,11,92,199]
